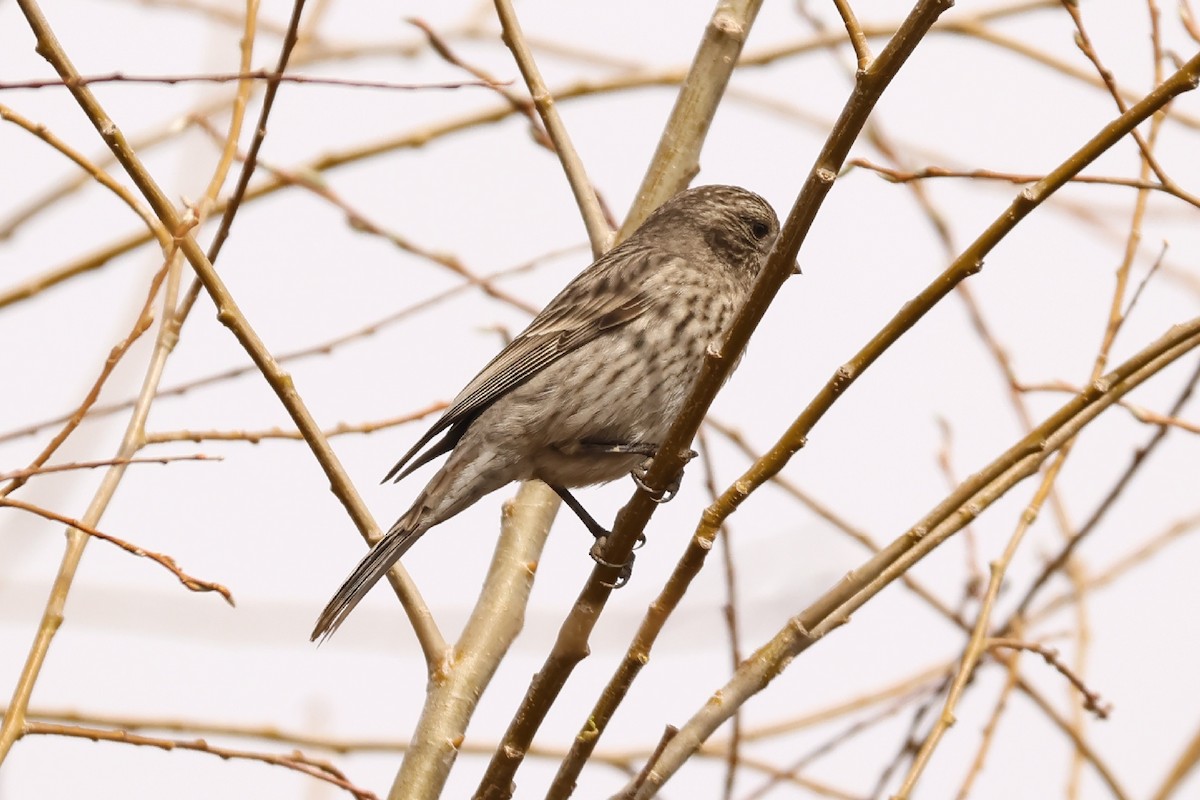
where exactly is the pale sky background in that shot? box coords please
[2,1,1200,798]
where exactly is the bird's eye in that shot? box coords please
[750,220,771,240]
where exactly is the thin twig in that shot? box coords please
[0,454,218,482]
[851,158,1200,210]
[492,0,610,254]
[0,497,234,603]
[0,70,502,91]
[0,104,168,242]
[988,638,1111,718]
[0,263,169,498]
[24,722,377,800]
[144,404,446,444]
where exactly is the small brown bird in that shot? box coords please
[312,185,790,640]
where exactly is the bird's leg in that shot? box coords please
[548,484,637,588]
[549,483,609,539]
[575,440,698,504]
[549,482,646,552]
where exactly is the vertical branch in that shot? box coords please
[387,482,560,800]
[831,0,873,69]
[619,0,766,235]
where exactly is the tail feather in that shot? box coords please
[313,443,492,643]
[311,517,426,642]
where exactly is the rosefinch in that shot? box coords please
[312,185,790,640]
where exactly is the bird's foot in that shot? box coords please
[631,448,697,503]
[573,439,697,503]
[590,536,634,588]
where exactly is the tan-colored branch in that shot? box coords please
[832,0,873,69]
[1152,717,1200,800]
[620,0,766,236]
[387,482,559,800]
[196,0,258,215]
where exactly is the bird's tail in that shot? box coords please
[311,506,426,642]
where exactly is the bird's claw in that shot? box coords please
[631,448,697,503]
[590,537,635,588]
[631,467,676,503]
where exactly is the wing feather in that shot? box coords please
[382,246,671,483]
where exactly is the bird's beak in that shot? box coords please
[792,261,802,275]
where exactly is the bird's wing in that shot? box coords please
[382,247,674,483]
